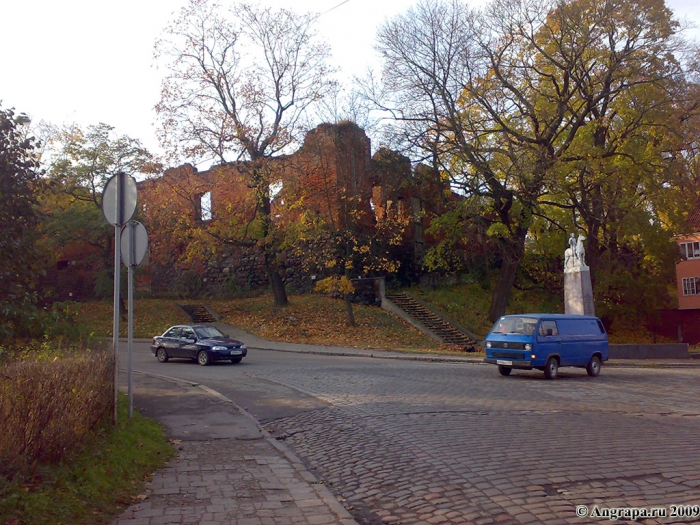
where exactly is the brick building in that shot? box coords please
[658,200,700,342]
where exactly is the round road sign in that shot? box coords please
[102,172,138,226]
[120,221,149,267]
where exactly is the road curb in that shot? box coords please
[132,369,359,525]
[247,346,486,363]
[246,346,700,368]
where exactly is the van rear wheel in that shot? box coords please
[498,365,512,376]
[586,355,601,377]
[544,357,559,380]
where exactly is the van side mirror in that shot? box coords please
[546,329,553,336]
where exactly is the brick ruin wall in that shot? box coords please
[140,121,445,298]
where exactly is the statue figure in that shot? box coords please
[564,233,576,270]
[576,234,587,268]
[564,233,577,269]
[564,233,587,270]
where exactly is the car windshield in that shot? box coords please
[194,326,225,339]
[490,316,538,335]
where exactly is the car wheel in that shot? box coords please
[586,355,601,377]
[497,365,512,376]
[230,357,242,364]
[544,356,559,380]
[197,350,210,366]
[156,347,169,363]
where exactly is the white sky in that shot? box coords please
[1,0,698,162]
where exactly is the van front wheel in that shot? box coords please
[586,355,601,377]
[498,365,512,376]
[544,357,559,380]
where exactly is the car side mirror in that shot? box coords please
[186,337,196,343]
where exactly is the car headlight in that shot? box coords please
[485,342,491,348]
[525,343,532,351]
[212,346,227,351]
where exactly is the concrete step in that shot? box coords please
[180,304,217,323]
[385,292,477,347]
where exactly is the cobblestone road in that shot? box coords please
[249,361,700,525]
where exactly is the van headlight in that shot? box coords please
[525,343,532,351]
[486,342,492,348]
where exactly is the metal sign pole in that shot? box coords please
[102,171,138,425]
[112,173,123,425]
[113,222,120,425]
[127,222,135,418]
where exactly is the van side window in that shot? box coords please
[596,320,606,333]
[539,321,559,336]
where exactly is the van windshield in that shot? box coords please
[490,316,538,335]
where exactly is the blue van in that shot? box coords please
[483,314,608,379]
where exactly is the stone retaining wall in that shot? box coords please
[608,344,689,359]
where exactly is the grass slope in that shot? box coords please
[75,299,189,338]
[74,286,665,348]
[410,282,670,344]
[211,294,446,352]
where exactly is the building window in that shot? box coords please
[680,241,700,260]
[201,191,212,221]
[682,277,700,296]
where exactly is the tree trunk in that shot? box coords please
[345,293,356,327]
[256,165,288,307]
[488,232,526,322]
[264,252,288,306]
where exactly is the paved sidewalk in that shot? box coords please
[113,373,357,525]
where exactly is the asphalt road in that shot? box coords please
[127,342,700,525]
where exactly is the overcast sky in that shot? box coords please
[1,0,698,163]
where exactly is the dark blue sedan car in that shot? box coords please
[151,324,247,365]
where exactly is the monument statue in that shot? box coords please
[563,232,594,315]
[564,233,588,271]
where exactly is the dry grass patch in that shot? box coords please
[0,340,174,525]
[211,293,448,352]
[0,343,113,481]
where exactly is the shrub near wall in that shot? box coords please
[0,347,113,480]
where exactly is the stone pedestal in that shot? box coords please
[564,267,595,316]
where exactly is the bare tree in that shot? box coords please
[371,0,695,321]
[155,0,337,305]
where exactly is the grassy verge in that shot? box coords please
[0,394,174,525]
[410,282,674,344]
[409,282,562,339]
[210,293,449,352]
[75,299,189,338]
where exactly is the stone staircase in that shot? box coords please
[179,304,217,323]
[384,292,479,349]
